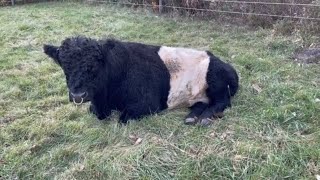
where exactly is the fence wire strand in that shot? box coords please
[87,0,320,20]
[205,0,320,7]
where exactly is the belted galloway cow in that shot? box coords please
[44,36,239,126]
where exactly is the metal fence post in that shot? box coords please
[11,0,15,5]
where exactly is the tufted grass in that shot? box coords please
[0,2,319,179]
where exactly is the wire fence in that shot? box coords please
[1,0,319,34]
[203,0,320,7]
[87,0,320,20]
[2,0,320,22]
[84,0,320,35]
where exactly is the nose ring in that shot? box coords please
[73,97,84,105]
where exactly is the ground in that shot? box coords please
[0,2,319,179]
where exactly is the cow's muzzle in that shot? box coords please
[70,92,89,105]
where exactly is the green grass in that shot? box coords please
[0,2,319,179]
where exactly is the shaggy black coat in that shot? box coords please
[43,36,239,125]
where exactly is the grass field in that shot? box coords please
[0,2,319,179]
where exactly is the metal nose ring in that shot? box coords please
[73,97,84,105]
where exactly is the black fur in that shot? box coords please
[43,36,239,125]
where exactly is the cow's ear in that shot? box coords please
[43,44,60,65]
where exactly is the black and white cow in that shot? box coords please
[43,36,239,126]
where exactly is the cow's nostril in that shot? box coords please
[71,92,87,98]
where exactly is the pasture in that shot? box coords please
[0,2,319,179]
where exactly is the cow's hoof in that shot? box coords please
[199,118,213,126]
[184,117,197,125]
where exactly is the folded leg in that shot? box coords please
[184,102,208,125]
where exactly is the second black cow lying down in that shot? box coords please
[43,36,239,126]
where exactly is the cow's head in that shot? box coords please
[43,36,108,105]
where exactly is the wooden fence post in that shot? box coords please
[159,0,163,13]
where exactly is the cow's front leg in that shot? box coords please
[89,103,111,120]
[119,101,162,124]
[90,91,111,120]
[119,106,147,124]
[119,110,130,124]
